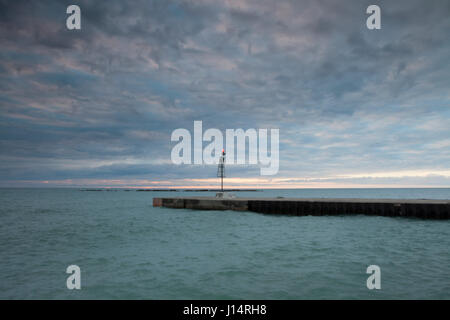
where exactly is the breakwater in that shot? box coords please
[153,197,450,219]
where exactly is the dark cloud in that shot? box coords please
[0,0,449,187]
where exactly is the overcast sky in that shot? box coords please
[0,0,449,188]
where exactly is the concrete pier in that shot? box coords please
[153,197,450,219]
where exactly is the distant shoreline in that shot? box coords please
[79,188,261,192]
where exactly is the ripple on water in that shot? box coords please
[0,189,449,299]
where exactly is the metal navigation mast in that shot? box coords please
[217,149,226,192]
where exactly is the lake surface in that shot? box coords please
[0,188,449,299]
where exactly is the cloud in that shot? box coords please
[0,0,449,187]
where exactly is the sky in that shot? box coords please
[0,0,449,189]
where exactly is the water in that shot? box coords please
[0,188,449,299]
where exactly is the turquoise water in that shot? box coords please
[0,188,449,299]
